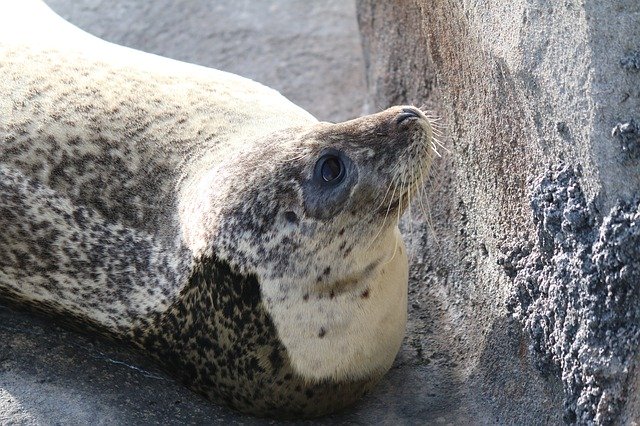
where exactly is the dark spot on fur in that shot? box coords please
[284,211,299,224]
[323,266,330,276]
[269,348,284,371]
[303,293,309,301]
[344,246,353,257]
[361,289,370,299]
[330,290,335,299]
[338,228,345,236]
[318,328,326,338]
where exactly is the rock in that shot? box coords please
[357,0,640,423]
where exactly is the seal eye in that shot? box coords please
[318,155,344,183]
[305,150,356,219]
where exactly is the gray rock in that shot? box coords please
[504,164,640,423]
[357,0,640,424]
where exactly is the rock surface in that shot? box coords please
[357,0,640,424]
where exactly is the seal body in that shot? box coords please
[0,1,436,418]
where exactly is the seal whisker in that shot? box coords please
[404,171,418,266]
[416,157,430,215]
[381,190,404,267]
[430,132,448,154]
[366,175,400,251]
[417,154,436,237]
[286,152,307,162]
[374,168,400,212]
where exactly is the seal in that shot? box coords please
[0,1,437,418]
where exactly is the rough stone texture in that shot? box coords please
[612,119,640,159]
[357,0,640,424]
[502,164,640,423]
[620,51,640,73]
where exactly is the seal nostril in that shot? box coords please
[396,107,421,125]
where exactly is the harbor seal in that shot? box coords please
[0,1,437,418]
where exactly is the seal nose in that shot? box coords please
[396,107,422,125]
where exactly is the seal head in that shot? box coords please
[171,105,435,416]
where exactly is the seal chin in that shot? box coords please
[262,226,408,383]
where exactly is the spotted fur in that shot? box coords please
[0,1,436,418]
